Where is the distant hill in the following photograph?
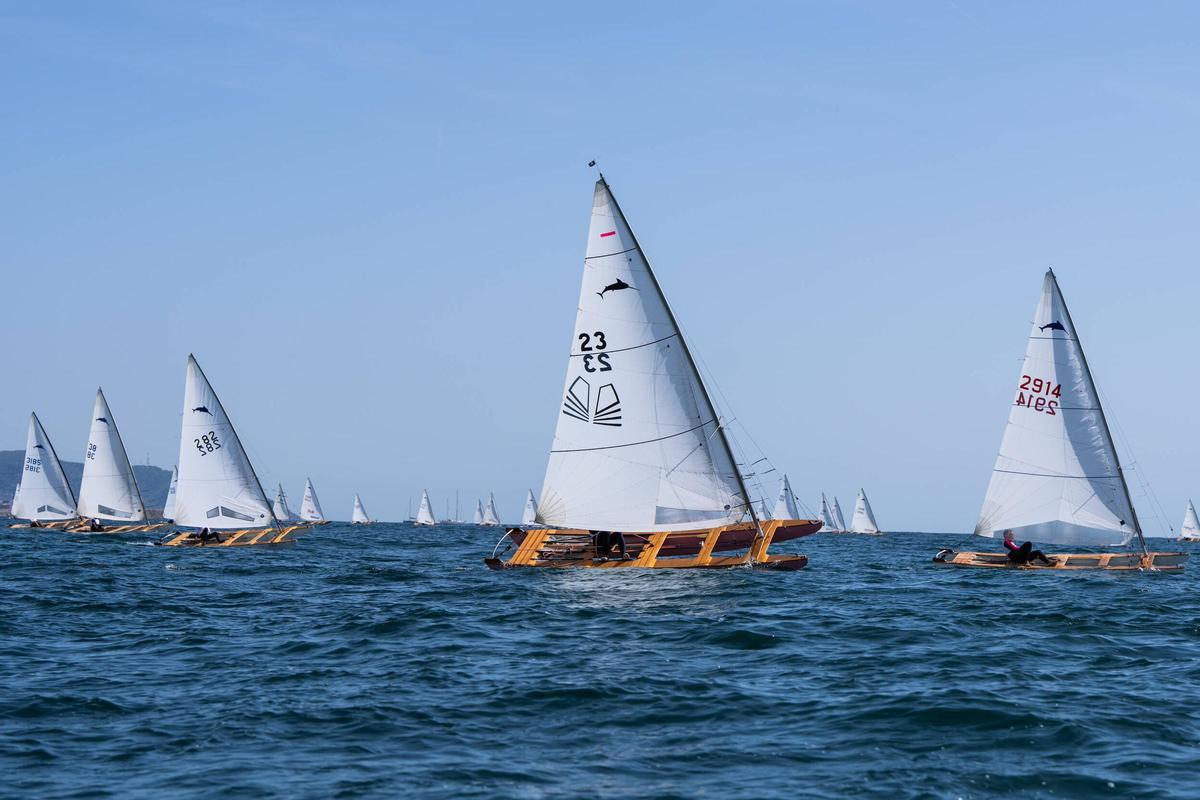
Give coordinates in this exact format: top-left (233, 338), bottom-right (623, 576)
top-left (1, 450), bottom-right (173, 515)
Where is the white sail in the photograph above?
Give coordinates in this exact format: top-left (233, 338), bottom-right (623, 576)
top-left (537, 178), bottom-right (749, 532)
top-left (831, 497), bottom-right (848, 532)
top-left (975, 271), bottom-right (1137, 546)
top-left (1181, 501), bottom-right (1200, 541)
top-left (851, 489), bottom-right (880, 534)
top-left (483, 492), bottom-right (501, 526)
top-left (162, 466), bottom-right (179, 520)
top-left (415, 489), bottom-right (437, 526)
top-left (818, 493), bottom-right (837, 531)
top-left (273, 484), bottom-right (294, 521)
top-left (173, 355), bottom-right (274, 530)
top-left (13, 413), bottom-right (77, 521)
top-left (76, 388), bottom-right (145, 522)
top-left (521, 489), bottom-right (538, 526)
top-left (772, 475), bottom-right (801, 520)
top-left (473, 500), bottom-right (485, 525)
top-left (299, 477), bottom-right (324, 522)
top-left (352, 494), bottom-right (371, 523)
top-left (758, 499), bottom-right (773, 520)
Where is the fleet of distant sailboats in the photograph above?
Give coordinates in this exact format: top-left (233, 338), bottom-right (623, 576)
top-left (4, 179), bottom-right (1195, 572)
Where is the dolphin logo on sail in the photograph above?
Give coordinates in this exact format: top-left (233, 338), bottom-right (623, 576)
top-left (95, 417), bottom-right (108, 424)
top-left (1039, 321), bottom-right (1066, 332)
top-left (34, 444), bottom-right (45, 450)
top-left (597, 279), bottom-right (634, 299)
top-left (192, 406), bottom-right (212, 414)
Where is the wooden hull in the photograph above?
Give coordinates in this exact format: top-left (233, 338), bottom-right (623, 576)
top-left (66, 522), bottom-right (170, 534)
top-left (10, 519), bottom-right (76, 530)
top-left (934, 550), bottom-right (1188, 572)
top-left (486, 518), bottom-right (819, 570)
top-left (158, 525), bottom-right (308, 548)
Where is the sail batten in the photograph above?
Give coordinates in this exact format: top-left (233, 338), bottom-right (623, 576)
top-left (975, 271), bottom-right (1137, 547)
top-left (537, 178), bottom-right (749, 532)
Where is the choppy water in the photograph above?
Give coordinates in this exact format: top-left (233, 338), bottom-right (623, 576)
top-left (2, 524), bottom-right (1198, 799)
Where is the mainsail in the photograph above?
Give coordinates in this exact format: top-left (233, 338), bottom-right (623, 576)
top-left (975, 271), bottom-right (1139, 547)
top-left (416, 489), bottom-right (437, 526)
top-left (162, 466), bottom-right (179, 521)
top-left (536, 177), bottom-right (751, 532)
top-left (522, 489), bottom-right (538, 526)
top-left (273, 484), bottom-right (295, 521)
top-left (352, 494), bottom-right (371, 524)
top-left (483, 492), bottom-right (501, 526)
top-left (1180, 501), bottom-right (1200, 541)
top-left (851, 489), bottom-right (880, 534)
top-left (473, 500), bottom-right (485, 525)
top-left (819, 493), bottom-right (837, 531)
top-left (299, 478), bottom-right (325, 522)
top-left (76, 388), bottom-right (145, 521)
top-left (13, 413), bottom-right (77, 521)
top-left (772, 475), bottom-right (801, 520)
top-left (831, 497), bottom-right (848, 532)
top-left (173, 355), bottom-right (274, 530)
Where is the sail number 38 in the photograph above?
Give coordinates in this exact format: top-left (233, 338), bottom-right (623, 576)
top-left (195, 431), bottom-right (222, 456)
top-left (578, 331), bottom-right (612, 373)
top-left (1016, 375), bottom-right (1061, 416)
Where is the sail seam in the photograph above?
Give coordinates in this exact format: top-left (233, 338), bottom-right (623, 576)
top-left (584, 246), bottom-right (637, 261)
top-left (551, 420), bottom-right (713, 453)
top-left (569, 333), bottom-right (677, 357)
top-left (993, 468), bottom-right (1121, 479)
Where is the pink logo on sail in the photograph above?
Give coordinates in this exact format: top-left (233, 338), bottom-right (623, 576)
top-left (600, 230), bottom-right (616, 238)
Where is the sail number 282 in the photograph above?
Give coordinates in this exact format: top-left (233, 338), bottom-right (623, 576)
top-left (1016, 375), bottom-right (1061, 416)
top-left (195, 431), bottom-right (222, 456)
top-left (578, 331), bottom-right (612, 373)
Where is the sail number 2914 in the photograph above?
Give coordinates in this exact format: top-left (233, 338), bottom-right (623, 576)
top-left (1016, 375), bottom-right (1061, 415)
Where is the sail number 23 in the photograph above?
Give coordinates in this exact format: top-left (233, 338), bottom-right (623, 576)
top-left (578, 331), bottom-right (612, 373)
top-left (1016, 375), bottom-right (1061, 415)
top-left (194, 431), bottom-right (223, 456)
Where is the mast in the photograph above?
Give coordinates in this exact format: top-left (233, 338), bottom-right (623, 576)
top-left (189, 355), bottom-right (279, 531)
top-left (1048, 270), bottom-right (1148, 557)
top-left (599, 175), bottom-right (763, 548)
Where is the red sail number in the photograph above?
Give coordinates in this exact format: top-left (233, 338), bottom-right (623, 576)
top-left (1016, 375), bottom-right (1061, 415)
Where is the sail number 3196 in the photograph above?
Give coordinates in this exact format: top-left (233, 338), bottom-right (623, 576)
top-left (578, 331), bottom-right (612, 372)
top-left (195, 431), bottom-right (222, 456)
top-left (1016, 375), bottom-right (1060, 415)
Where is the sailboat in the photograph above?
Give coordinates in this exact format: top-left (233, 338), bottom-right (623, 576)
top-left (162, 466), bottom-right (178, 522)
top-left (473, 500), bottom-right (485, 526)
top-left (935, 271), bottom-right (1185, 570)
top-left (1179, 501), bottom-right (1200, 542)
top-left (772, 475), bottom-right (801, 521)
top-left (159, 355), bottom-right (308, 547)
top-left (521, 489), bottom-right (539, 526)
top-left (415, 489), bottom-right (438, 526)
top-left (299, 477), bottom-right (328, 524)
top-left (351, 494), bottom-right (373, 524)
top-left (70, 388), bottom-right (166, 533)
top-left (12, 413), bottom-right (78, 529)
top-left (831, 496), bottom-right (848, 533)
top-left (757, 499), bottom-right (773, 520)
top-left (272, 484), bottom-right (296, 522)
top-left (486, 176), bottom-right (819, 569)
top-left (481, 492), bottom-right (502, 526)
top-left (849, 489), bottom-right (883, 535)
top-left (818, 493), bottom-right (838, 533)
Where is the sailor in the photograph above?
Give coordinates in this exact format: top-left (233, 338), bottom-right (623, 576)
top-left (591, 530), bottom-right (632, 562)
top-left (197, 527), bottom-right (221, 545)
top-left (1002, 529), bottom-right (1053, 566)
top-left (29, 520), bottom-right (42, 528)
top-left (88, 518), bottom-right (104, 532)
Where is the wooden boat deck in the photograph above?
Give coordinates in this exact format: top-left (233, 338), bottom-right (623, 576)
top-left (934, 550), bottom-right (1188, 571)
top-left (159, 524), bottom-right (308, 548)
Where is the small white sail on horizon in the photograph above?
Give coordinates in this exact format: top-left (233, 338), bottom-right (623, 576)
top-left (162, 466), bottom-right (178, 521)
top-left (521, 489), bottom-right (538, 526)
top-left (76, 388), bottom-right (145, 522)
top-left (850, 489), bottom-right (881, 534)
top-left (173, 355), bottom-right (274, 530)
top-left (772, 475), bottom-right (801, 520)
top-left (473, 500), bottom-right (485, 525)
top-left (818, 493), bottom-right (838, 532)
top-left (352, 494), bottom-right (372, 524)
top-left (13, 413), bottom-right (77, 521)
top-left (273, 484), bottom-right (295, 522)
top-left (299, 478), bottom-right (325, 522)
top-left (975, 271), bottom-right (1139, 547)
top-left (482, 492), bottom-right (501, 526)
top-left (831, 496), bottom-right (848, 532)
top-left (535, 177), bottom-right (752, 532)
top-left (1180, 501), bottom-right (1200, 542)
top-left (415, 489), bottom-right (437, 526)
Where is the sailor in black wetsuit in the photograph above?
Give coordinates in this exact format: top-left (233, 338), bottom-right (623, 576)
top-left (1002, 529), bottom-right (1052, 565)
top-left (591, 530), bottom-right (631, 562)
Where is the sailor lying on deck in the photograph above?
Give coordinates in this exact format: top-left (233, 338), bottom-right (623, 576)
top-left (193, 527), bottom-right (222, 545)
top-left (1002, 529), bottom-right (1053, 566)
top-left (591, 530), bottom-right (632, 562)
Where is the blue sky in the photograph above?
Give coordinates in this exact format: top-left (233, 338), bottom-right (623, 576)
top-left (3, 2), bottom-right (1198, 531)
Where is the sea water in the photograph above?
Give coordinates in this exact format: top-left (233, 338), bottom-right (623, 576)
top-left (2, 524), bottom-right (1198, 799)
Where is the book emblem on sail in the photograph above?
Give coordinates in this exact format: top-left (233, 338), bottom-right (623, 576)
top-left (561, 377), bottom-right (622, 427)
